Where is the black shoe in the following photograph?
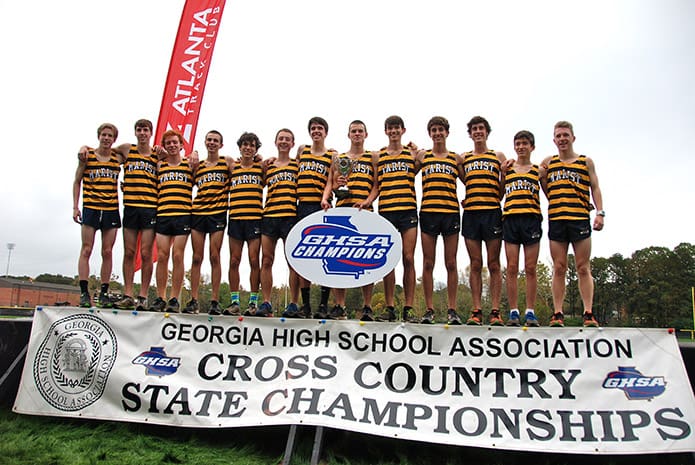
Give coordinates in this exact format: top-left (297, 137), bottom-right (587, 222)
top-left (314, 304), bottom-right (328, 319)
top-left (223, 302), bottom-right (241, 316)
top-left (328, 305), bottom-right (347, 320)
top-left (183, 299), bottom-right (199, 314)
top-left (79, 292), bottom-right (91, 308)
top-left (360, 306), bottom-right (374, 321)
top-left (97, 292), bottom-right (112, 309)
top-left (150, 297), bottom-right (166, 312)
top-left (375, 306), bottom-right (397, 322)
top-left (207, 300), bottom-right (221, 315)
top-left (300, 303), bottom-right (312, 318)
top-left (135, 296), bottom-right (148, 311)
top-left (421, 308), bottom-right (435, 324)
top-left (402, 306), bottom-right (419, 323)
top-left (167, 297), bottom-right (181, 313)
top-left (447, 308), bottom-right (462, 325)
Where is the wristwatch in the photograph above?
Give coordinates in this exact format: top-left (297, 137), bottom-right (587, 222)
top-left (596, 210), bottom-right (606, 217)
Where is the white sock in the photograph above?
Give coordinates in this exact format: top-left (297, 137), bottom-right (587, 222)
top-left (525, 308), bottom-right (535, 315)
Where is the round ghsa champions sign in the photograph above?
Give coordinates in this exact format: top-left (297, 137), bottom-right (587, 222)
top-left (285, 207), bottom-right (402, 288)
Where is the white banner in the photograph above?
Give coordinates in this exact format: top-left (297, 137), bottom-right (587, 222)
top-left (14, 307), bottom-right (695, 455)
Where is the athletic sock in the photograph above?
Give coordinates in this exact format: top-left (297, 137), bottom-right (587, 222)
top-left (80, 280), bottom-right (88, 294)
top-left (231, 291), bottom-right (240, 304)
top-left (301, 287), bottom-right (311, 306)
top-left (320, 286), bottom-right (331, 307)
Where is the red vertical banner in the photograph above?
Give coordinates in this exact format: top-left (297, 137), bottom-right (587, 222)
top-left (136, 0), bottom-right (226, 272)
top-left (154, 0), bottom-right (227, 152)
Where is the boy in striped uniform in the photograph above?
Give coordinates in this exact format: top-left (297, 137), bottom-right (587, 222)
top-left (416, 116), bottom-right (466, 325)
top-left (261, 129), bottom-right (301, 318)
top-left (73, 123), bottom-right (124, 308)
top-left (461, 116), bottom-right (507, 326)
top-left (184, 130), bottom-right (234, 315)
top-left (226, 132), bottom-right (266, 316)
top-left (297, 116), bottom-right (335, 319)
top-left (375, 116), bottom-right (420, 323)
top-left (501, 131), bottom-right (542, 327)
top-left (541, 121), bottom-right (604, 328)
top-left (150, 130), bottom-right (193, 313)
top-left (322, 120), bottom-right (379, 320)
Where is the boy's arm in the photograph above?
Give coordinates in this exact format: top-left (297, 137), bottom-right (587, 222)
top-left (72, 160), bottom-right (87, 223)
top-left (539, 156), bottom-right (551, 197)
top-left (321, 155), bottom-right (337, 210)
top-left (356, 152), bottom-right (379, 210)
top-left (586, 156), bottom-right (604, 231)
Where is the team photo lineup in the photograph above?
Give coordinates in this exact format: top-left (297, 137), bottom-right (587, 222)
top-left (72, 114), bottom-right (604, 328)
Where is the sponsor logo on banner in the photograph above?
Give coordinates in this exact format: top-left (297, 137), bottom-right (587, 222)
top-left (602, 366), bottom-right (666, 399)
top-left (132, 347), bottom-right (181, 376)
top-left (285, 207), bottom-right (402, 287)
top-left (32, 314), bottom-right (117, 411)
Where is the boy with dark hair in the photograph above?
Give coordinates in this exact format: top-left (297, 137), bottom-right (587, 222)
top-left (150, 130), bottom-right (193, 312)
top-left (261, 129), bottom-right (302, 318)
top-left (416, 116), bottom-right (465, 324)
top-left (184, 130), bottom-right (234, 314)
top-left (375, 115), bottom-right (420, 322)
top-left (296, 116), bottom-right (335, 318)
top-left (501, 130), bottom-right (542, 327)
top-left (226, 132), bottom-right (267, 316)
top-left (461, 115), bottom-right (506, 326)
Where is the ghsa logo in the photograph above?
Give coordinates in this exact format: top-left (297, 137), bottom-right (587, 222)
top-left (602, 366), bottom-right (666, 400)
top-left (291, 215), bottom-right (394, 278)
top-left (132, 347), bottom-right (181, 376)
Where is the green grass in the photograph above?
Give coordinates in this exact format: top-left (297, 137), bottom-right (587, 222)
top-left (1, 407), bottom-right (694, 465)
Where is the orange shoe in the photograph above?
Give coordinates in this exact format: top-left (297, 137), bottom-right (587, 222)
top-left (583, 311), bottom-right (599, 328)
top-left (549, 312), bottom-right (564, 327)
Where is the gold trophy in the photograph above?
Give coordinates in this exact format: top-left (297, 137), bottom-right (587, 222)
top-left (334, 154), bottom-right (353, 200)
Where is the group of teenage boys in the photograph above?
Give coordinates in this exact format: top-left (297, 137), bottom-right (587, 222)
top-left (73, 114), bottom-right (604, 328)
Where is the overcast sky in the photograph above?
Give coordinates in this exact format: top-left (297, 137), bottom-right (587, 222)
top-left (0, 0), bottom-right (693, 291)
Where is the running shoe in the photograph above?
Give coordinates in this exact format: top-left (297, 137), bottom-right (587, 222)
top-left (421, 308), bottom-right (436, 324)
top-left (583, 311), bottom-right (599, 328)
top-left (207, 300), bottom-right (221, 315)
top-left (244, 302), bottom-right (257, 316)
top-left (314, 304), bottom-right (329, 319)
top-left (549, 312), bottom-right (565, 327)
top-left (328, 305), bottom-right (347, 320)
top-left (150, 297), bottom-right (166, 312)
top-left (375, 306), bottom-right (397, 322)
top-left (135, 296), bottom-right (148, 311)
top-left (97, 292), bottom-right (112, 309)
top-left (466, 309), bottom-right (483, 326)
top-left (223, 302), bottom-right (241, 316)
top-left (114, 295), bottom-right (135, 310)
top-left (360, 305), bottom-right (374, 322)
top-left (255, 301), bottom-right (273, 317)
top-left (447, 308), bottom-right (462, 325)
top-left (300, 303), bottom-right (312, 319)
top-left (167, 297), bottom-right (181, 313)
top-left (489, 310), bottom-right (505, 326)
top-left (507, 310), bottom-right (521, 327)
top-left (183, 299), bottom-right (198, 314)
top-left (524, 312), bottom-right (540, 327)
top-left (79, 292), bottom-right (91, 308)
top-left (282, 303), bottom-right (302, 318)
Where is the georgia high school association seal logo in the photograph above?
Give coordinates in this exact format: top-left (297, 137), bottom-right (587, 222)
top-left (32, 313), bottom-right (117, 411)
